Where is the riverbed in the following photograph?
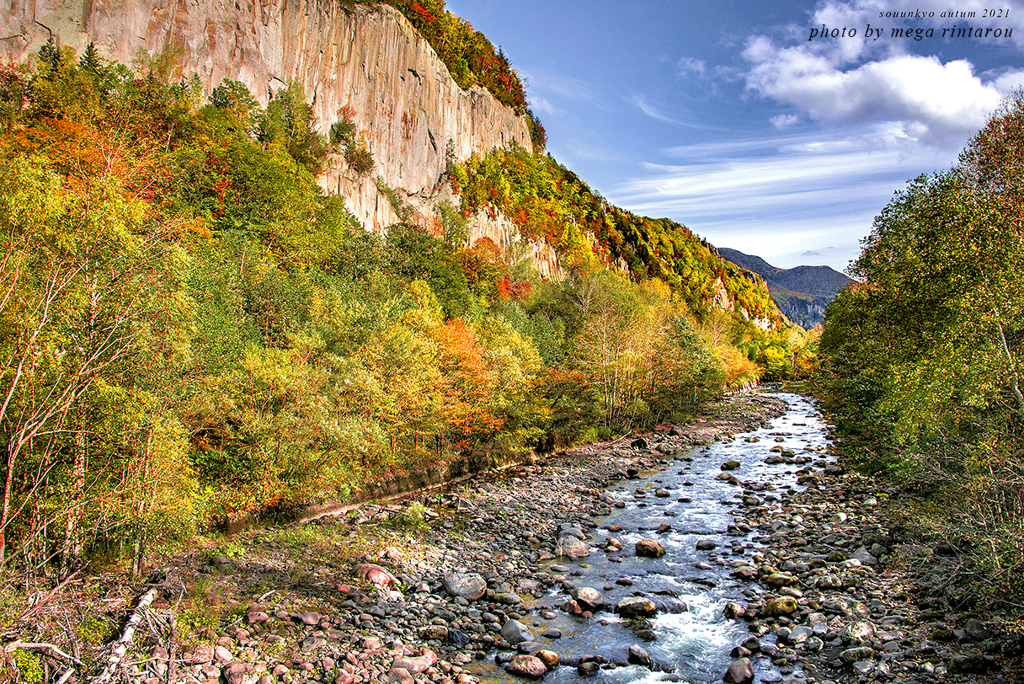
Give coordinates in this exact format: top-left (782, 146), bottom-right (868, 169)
top-left (471, 392), bottom-right (832, 684)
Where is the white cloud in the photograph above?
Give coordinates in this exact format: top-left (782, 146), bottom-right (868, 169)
top-left (742, 0), bottom-right (1024, 149)
top-left (528, 95), bottom-right (564, 116)
top-left (608, 131), bottom-right (956, 269)
top-left (771, 113), bottom-right (801, 128)
top-left (630, 94), bottom-right (717, 129)
top-left (677, 57), bottom-right (708, 78)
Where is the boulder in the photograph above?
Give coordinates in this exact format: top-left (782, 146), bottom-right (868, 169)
top-left (616, 597), bottom-right (658, 619)
top-left (763, 596), bottom-right (799, 616)
top-left (627, 645), bottom-right (652, 667)
top-left (572, 587), bottom-right (605, 611)
top-left (354, 563), bottom-right (398, 588)
top-left (501, 619), bottom-right (534, 645)
top-left (555, 535), bottom-right (590, 559)
top-left (442, 571), bottom-right (487, 601)
top-left (635, 539), bottom-right (665, 558)
top-left (723, 657), bottom-right (754, 684)
top-left (504, 655), bottom-right (547, 679)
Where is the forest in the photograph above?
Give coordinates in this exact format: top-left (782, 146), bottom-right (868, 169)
top-left (0, 41), bottom-right (811, 577)
top-left (817, 91), bottom-right (1024, 610)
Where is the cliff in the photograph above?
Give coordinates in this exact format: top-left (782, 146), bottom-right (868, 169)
top-left (0, 0), bottom-right (532, 235)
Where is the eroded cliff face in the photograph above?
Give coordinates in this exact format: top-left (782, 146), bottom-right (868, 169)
top-left (0, 0), bottom-right (532, 239)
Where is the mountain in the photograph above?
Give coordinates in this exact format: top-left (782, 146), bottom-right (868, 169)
top-left (718, 248), bottom-right (854, 328)
top-left (0, 0), bottom-right (782, 323)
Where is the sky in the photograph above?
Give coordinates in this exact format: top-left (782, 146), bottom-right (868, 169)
top-left (445, 0), bottom-right (1024, 271)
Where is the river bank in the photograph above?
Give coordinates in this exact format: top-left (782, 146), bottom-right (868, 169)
top-left (4, 392), bottom-right (1019, 684)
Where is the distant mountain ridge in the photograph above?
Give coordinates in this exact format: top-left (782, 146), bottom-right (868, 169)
top-left (718, 248), bottom-right (854, 328)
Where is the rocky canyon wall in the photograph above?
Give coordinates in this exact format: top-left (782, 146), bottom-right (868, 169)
top-left (0, 0), bottom-right (544, 262)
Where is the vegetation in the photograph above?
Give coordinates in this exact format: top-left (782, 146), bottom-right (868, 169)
top-left (816, 91), bottom-right (1024, 613)
top-left (449, 145), bottom-right (780, 321)
top-left (0, 44), bottom-right (801, 577)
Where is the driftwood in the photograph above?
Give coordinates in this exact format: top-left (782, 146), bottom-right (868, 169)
top-left (19, 570), bottom-right (81, 621)
top-left (91, 586), bottom-right (159, 684)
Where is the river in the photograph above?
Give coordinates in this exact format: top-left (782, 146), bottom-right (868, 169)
top-left (470, 392), bottom-right (833, 684)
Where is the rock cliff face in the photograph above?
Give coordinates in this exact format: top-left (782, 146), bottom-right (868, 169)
top-left (0, 0), bottom-right (532, 235)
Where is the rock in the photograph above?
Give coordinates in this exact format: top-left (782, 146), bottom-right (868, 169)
top-left (842, 620), bottom-right (875, 643)
top-left (419, 625), bottom-right (449, 641)
top-left (223, 662), bottom-right (259, 684)
top-left (655, 488), bottom-right (671, 497)
top-left (787, 626), bottom-right (812, 644)
top-left (763, 596), bottom-right (799, 616)
top-left (722, 602), bottom-right (745, 620)
top-left (393, 651), bottom-right (437, 674)
top-left (723, 657), bottom-right (754, 684)
top-left (763, 573), bottom-right (798, 587)
top-left (628, 644), bottom-right (652, 667)
top-left (182, 644), bottom-right (215, 665)
top-left (732, 565), bottom-right (758, 580)
top-left (442, 571), bottom-right (487, 601)
top-left (555, 535), bottom-right (590, 559)
top-left (501, 620), bottom-right (534, 646)
top-left (840, 646), bottom-right (875, 664)
top-left (388, 668), bottom-right (415, 684)
top-left (354, 563), bottom-right (398, 588)
top-left (292, 611), bottom-right (321, 626)
top-left (635, 539), bottom-right (665, 558)
top-left (572, 586), bottom-right (604, 611)
top-left (721, 461), bottom-right (741, 471)
top-left (535, 650), bottom-right (560, 668)
top-left (578, 661), bottom-right (600, 677)
top-left (616, 597), bottom-right (658, 619)
top-left (695, 540), bottom-right (717, 551)
top-left (851, 546), bottom-right (878, 565)
top-left (965, 618), bottom-right (989, 641)
top-left (561, 600), bottom-right (583, 615)
top-left (504, 655), bottom-right (547, 679)
top-left (213, 646), bottom-right (233, 664)
top-left (949, 654), bottom-right (997, 674)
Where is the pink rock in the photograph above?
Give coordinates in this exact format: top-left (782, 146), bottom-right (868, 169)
top-left (354, 563), bottom-right (399, 588)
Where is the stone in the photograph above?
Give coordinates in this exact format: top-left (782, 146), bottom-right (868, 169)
top-left (442, 572), bottom-right (487, 601)
top-left (223, 662), bottom-right (259, 684)
top-left (965, 618), bottom-right (989, 641)
top-left (578, 661), bottom-right (600, 676)
top-left (293, 611), bottom-right (322, 626)
top-left (627, 645), bottom-right (652, 667)
top-left (842, 620), bottom-right (875, 644)
top-left (572, 587), bottom-right (605, 611)
top-left (501, 620), bottom-right (534, 646)
top-left (354, 563), bottom-right (398, 588)
top-left (387, 668), bottom-right (414, 684)
top-left (763, 596), bottom-right (799, 616)
top-left (419, 625), bottom-right (449, 641)
top-left (724, 602), bottom-right (749, 618)
top-left (723, 657), bottom-right (754, 684)
top-left (635, 539), bottom-right (665, 558)
top-left (182, 644), bottom-right (215, 665)
top-left (721, 461), bottom-right (741, 471)
top-left (696, 540), bottom-right (717, 551)
top-left (392, 651), bottom-right (437, 674)
top-left (504, 655), bottom-right (547, 679)
top-left (840, 646), bottom-right (874, 664)
top-left (764, 573), bottom-right (798, 587)
top-left (555, 536), bottom-right (590, 559)
top-left (787, 626), bottom-right (812, 644)
top-left (213, 646), bottom-right (233, 664)
top-left (535, 650), bottom-right (560, 668)
top-left (616, 597), bottom-right (658, 619)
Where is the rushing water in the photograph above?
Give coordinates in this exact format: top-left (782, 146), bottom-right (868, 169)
top-left (471, 392), bottom-right (834, 684)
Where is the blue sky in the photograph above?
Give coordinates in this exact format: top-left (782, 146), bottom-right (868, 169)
top-left (446, 0), bottom-right (1024, 271)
